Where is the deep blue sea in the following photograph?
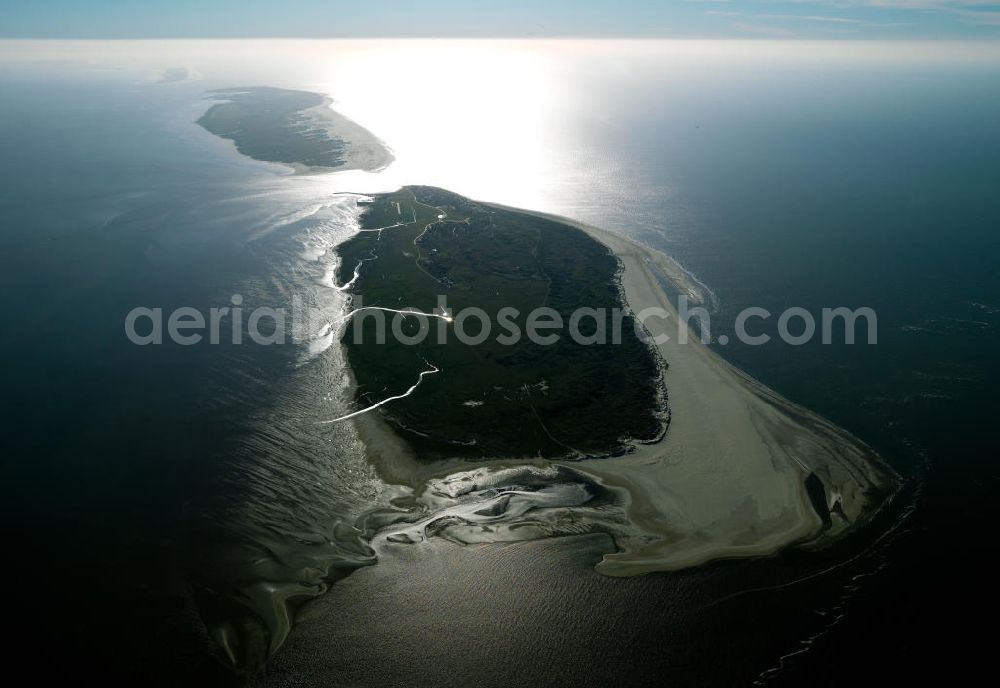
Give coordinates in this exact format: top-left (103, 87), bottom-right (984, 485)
top-left (2, 42), bottom-right (998, 686)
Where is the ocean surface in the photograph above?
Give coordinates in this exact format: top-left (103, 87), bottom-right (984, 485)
top-left (2, 41), bottom-right (999, 685)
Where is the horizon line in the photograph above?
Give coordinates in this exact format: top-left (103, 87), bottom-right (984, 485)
top-left (3, 35), bottom-right (1000, 42)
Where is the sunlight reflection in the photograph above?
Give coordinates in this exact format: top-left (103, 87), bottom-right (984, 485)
top-left (304, 41), bottom-right (563, 209)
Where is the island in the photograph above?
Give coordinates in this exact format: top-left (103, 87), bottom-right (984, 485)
top-left (335, 187), bottom-right (667, 461)
top-left (335, 187), bottom-right (896, 573)
top-left (197, 86), bottom-right (393, 173)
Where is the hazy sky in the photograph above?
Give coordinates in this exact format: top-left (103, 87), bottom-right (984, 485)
top-left (1, 1), bottom-right (999, 39)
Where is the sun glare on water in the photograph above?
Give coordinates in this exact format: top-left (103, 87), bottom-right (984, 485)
top-left (302, 40), bottom-right (566, 209)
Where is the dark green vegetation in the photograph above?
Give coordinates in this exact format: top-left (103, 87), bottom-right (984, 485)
top-left (198, 87), bottom-right (351, 169)
top-left (338, 187), bottom-right (665, 461)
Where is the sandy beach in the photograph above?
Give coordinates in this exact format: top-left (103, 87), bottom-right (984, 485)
top-left (508, 206), bottom-right (898, 573)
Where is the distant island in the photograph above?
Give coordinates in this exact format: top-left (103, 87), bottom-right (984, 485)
top-left (197, 86), bottom-right (393, 173)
